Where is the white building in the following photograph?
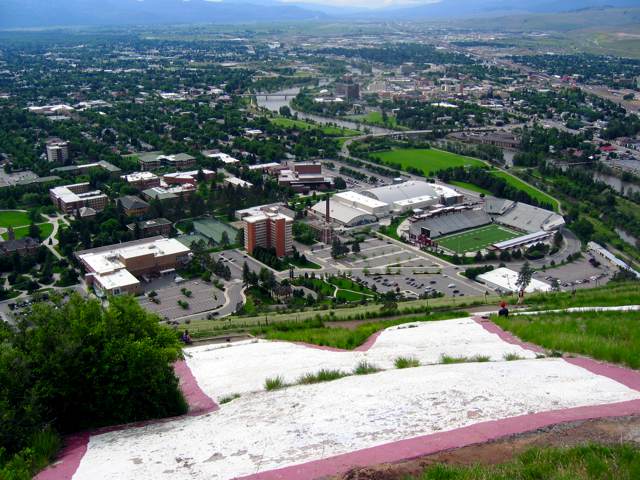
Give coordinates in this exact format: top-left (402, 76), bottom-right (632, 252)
top-left (363, 181), bottom-right (463, 213)
top-left (205, 152), bottom-right (240, 164)
top-left (45, 140), bottom-right (69, 163)
top-left (477, 267), bottom-right (551, 294)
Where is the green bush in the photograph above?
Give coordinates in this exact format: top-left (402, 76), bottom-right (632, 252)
top-left (394, 356), bottom-right (420, 369)
top-left (0, 295), bottom-right (187, 477)
top-left (265, 376), bottom-right (286, 391)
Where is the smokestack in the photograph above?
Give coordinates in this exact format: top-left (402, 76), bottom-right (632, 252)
top-left (325, 196), bottom-right (330, 223)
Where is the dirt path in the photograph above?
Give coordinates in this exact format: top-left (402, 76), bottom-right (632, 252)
top-left (335, 416), bottom-right (640, 480)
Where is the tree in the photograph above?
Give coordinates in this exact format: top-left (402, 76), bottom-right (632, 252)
top-left (331, 237), bottom-right (348, 259)
top-left (242, 261), bottom-right (251, 286)
top-left (351, 241), bottom-right (361, 253)
top-left (28, 222), bottom-right (41, 241)
top-left (0, 295), bottom-right (186, 472)
top-left (220, 231), bottom-right (230, 247)
top-left (516, 261), bottom-right (534, 303)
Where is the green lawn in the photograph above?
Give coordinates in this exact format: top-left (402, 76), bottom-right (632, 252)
top-left (252, 312), bottom-right (465, 350)
top-left (271, 116), bottom-right (359, 136)
top-left (448, 180), bottom-right (493, 196)
top-left (491, 171), bottom-right (560, 212)
top-left (437, 224), bottom-right (521, 254)
top-left (348, 111), bottom-right (399, 128)
top-left (414, 444), bottom-right (640, 480)
top-left (371, 148), bottom-right (485, 176)
top-left (494, 310), bottom-right (640, 370)
top-left (1, 223), bottom-right (53, 241)
top-left (0, 210), bottom-right (31, 228)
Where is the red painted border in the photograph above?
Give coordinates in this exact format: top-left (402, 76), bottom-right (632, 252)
top-left (472, 315), bottom-right (545, 354)
top-left (36, 317), bottom-right (640, 480)
top-left (34, 359), bottom-right (218, 480)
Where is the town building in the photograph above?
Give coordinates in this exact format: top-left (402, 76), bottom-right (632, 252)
top-left (335, 79), bottom-right (360, 100)
top-left (142, 184), bottom-right (196, 203)
top-left (235, 203), bottom-right (295, 221)
top-left (52, 160), bottom-right (121, 178)
top-left (121, 172), bottom-right (161, 190)
top-left (244, 209), bottom-right (293, 258)
top-left (49, 183), bottom-right (108, 214)
top-left (0, 237), bottom-right (40, 256)
top-left (127, 218), bottom-right (173, 238)
top-left (45, 139), bottom-right (70, 163)
top-left (163, 169), bottom-right (215, 186)
top-left (133, 151), bottom-right (196, 170)
top-left (477, 267), bottom-right (551, 294)
top-left (363, 181), bottom-right (464, 213)
top-left (76, 236), bottom-right (191, 297)
top-left (278, 162), bottom-right (333, 192)
top-left (224, 176), bottom-right (253, 188)
top-left (117, 195), bottom-right (151, 217)
top-left (202, 151), bottom-right (240, 165)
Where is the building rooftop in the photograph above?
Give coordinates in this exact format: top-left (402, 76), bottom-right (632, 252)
top-left (477, 267), bottom-right (551, 294)
top-left (121, 171), bottom-right (159, 183)
top-left (334, 191), bottom-right (388, 209)
top-left (93, 269), bottom-right (141, 291)
top-left (118, 195), bottom-right (150, 211)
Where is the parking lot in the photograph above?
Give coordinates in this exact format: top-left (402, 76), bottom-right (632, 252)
top-left (532, 255), bottom-right (613, 291)
top-left (308, 237), bottom-right (482, 299)
top-left (138, 278), bottom-right (225, 321)
top-left (211, 249), bottom-right (269, 280)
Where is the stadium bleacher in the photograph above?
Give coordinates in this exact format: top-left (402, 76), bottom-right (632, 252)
top-left (494, 203), bottom-right (564, 233)
top-left (409, 209), bottom-right (491, 240)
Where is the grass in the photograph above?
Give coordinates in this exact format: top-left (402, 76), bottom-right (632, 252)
top-left (494, 310), bottom-right (640, 369)
top-left (371, 148), bottom-right (485, 176)
top-left (353, 361), bottom-right (382, 375)
top-left (437, 224), bottom-right (521, 254)
top-left (271, 116), bottom-right (360, 136)
top-left (1, 222), bottom-right (53, 241)
top-left (440, 354), bottom-right (491, 364)
top-left (0, 210), bottom-right (31, 228)
top-left (287, 257), bottom-right (322, 270)
top-left (491, 170), bottom-right (560, 212)
top-left (218, 393), bottom-right (241, 404)
top-left (525, 282), bottom-right (640, 310)
top-left (251, 312), bottom-right (467, 351)
top-left (264, 376), bottom-right (286, 391)
top-left (394, 356), bottom-right (421, 369)
top-left (297, 369), bottom-right (347, 385)
top-left (503, 352), bottom-right (524, 361)
top-left (448, 180), bottom-right (493, 196)
top-left (413, 443), bottom-right (640, 480)
top-left (348, 111), bottom-right (400, 128)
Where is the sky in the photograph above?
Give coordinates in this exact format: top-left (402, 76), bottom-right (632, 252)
top-left (281, 0), bottom-right (441, 8)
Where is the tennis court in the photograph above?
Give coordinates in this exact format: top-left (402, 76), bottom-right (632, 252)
top-left (438, 224), bottom-right (521, 254)
top-left (193, 218), bottom-right (237, 244)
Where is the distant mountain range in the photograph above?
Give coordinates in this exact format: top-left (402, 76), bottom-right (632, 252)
top-left (0, 0), bottom-right (638, 29)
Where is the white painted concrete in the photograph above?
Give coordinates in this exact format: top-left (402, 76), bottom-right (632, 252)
top-left (185, 318), bottom-right (537, 400)
top-left (73, 359), bottom-right (640, 480)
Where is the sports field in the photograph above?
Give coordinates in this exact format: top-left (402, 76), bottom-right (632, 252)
top-left (371, 148), bottom-right (485, 176)
top-left (437, 224), bottom-right (521, 254)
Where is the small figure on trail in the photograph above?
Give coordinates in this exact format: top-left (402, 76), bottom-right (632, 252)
top-left (498, 300), bottom-right (509, 317)
top-left (181, 330), bottom-right (193, 345)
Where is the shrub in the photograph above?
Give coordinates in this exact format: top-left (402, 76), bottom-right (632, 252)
top-left (353, 361), bottom-right (382, 375)
top-left (504, 352), bottom-right (524, 361)
top-left (218, 393), bottom-right (241, 404)
top-left (394, 356), bottom-right (420, 369)
top-left (297, 369), bottom-right (347, 385)
top-left (265, 376), bottom-right (286, 391)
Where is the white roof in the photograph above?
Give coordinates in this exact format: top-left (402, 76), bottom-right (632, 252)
top-left (163, 169), bottom-right (214, 181)
top-left (79, 238), bottom-right (190, 275)
top-left (224, 176), bottom-right (253, 188)
top-left (311, 200), bottom-right (376, 225)
top-left (244, 211), bottom-right (293, 224)
top-left (365, 181), bottom-right (440, 204)
top-left (94, 269), bottom-right (140, 290)
top-left (247, 162), bottom-right (280, 170)
top-left (207, 152), bottom-right (239, 164)
top-left (122, 171), bottom-right (158, 182)
top-left (334, 191), bottom-right (388, 209)
top-left (477, 267), bottom-right (551, 294)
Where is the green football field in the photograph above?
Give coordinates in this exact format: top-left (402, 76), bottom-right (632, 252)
top-left (437, 224), bottom-right (521, 254)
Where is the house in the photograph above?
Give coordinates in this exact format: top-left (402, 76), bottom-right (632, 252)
top-left (117, 195), bottom-right (150, 218)
top-left (126, 218), bottom-right (173, 238)
top-left (0, 237), bottom-right (40, 256)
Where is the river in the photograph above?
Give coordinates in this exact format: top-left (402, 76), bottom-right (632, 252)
top-left (255, 87), bottom-right (392, 134)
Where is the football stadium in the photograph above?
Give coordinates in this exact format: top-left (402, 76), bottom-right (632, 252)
top-left (407, 196), bottom-right (565, 255)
